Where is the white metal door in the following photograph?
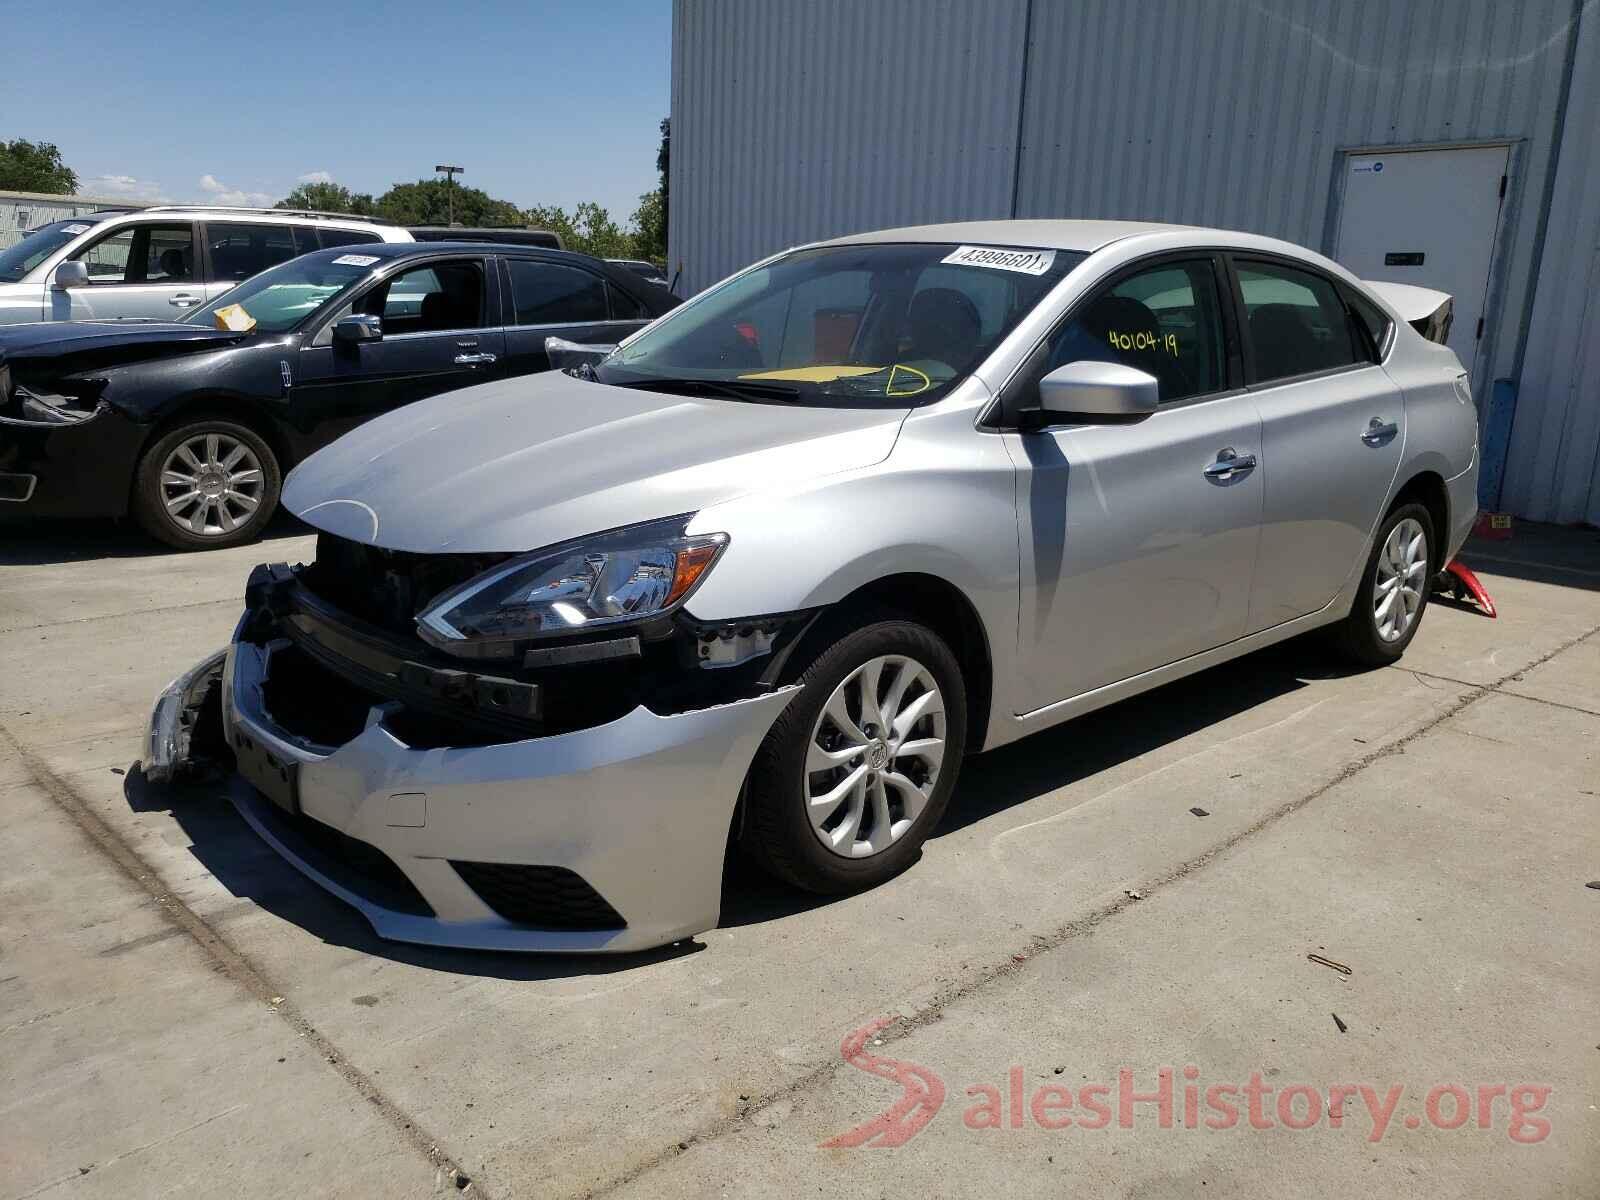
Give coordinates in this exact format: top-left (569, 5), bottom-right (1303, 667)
top-left (1334, 145), bottom-right (1508, 374)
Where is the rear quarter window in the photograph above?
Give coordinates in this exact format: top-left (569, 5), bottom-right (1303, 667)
top-left (319, 227), bottom-right (383, 249)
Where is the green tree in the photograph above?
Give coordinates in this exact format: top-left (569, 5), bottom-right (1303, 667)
top-left (374, 179), bottom-right (523, 226)
top-left (654, 116), bottom-right (669, 258)
top-left (630, 188), bottom-right (666, 263)
top-left (0, 139), bottom-right (78, 194)
top-left (275, 180), bottom-right (375, 215)
top-left (522, 202), bottom-right (639, 258)
top-left (523, 204), bottom-right (580, 248)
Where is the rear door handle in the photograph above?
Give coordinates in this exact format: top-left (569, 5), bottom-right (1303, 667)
top-left (1204, 448), bottom-right (1257, 480)
top-left (1362, 418), bottom-right (1399, 445)
top-left (454, 352), bottom-right (497, 366)
top-left (168, 294), bottom-right (201, 308)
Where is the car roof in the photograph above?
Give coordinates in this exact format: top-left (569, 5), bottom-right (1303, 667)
top-left (80, 207), bottom-right (404, 234)
top-left (819, 218), bottom-right (1202, 253)
top-left (297, 241), bottom-right (637, 273)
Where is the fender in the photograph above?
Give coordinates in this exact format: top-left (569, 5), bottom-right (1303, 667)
top-left (687, 399), bottom-right (1023, 748)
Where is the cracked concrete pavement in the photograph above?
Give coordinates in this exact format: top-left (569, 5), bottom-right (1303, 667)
top-left (2, 518), bottom-right (1596, 1198)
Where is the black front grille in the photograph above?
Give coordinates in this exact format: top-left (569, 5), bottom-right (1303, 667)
top-left (305, 533), bottom-right (513, 637)
top-left (451, 862), bottom-right (627, 930)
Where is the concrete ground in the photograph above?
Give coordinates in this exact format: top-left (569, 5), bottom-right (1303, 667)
top-left (1, 516), bottom-right (1596, 1199)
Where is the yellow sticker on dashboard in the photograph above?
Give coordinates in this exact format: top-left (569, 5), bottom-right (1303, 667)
top-left (213, 303), bottom-right (257, 332)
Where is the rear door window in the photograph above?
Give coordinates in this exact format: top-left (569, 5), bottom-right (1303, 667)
top-left (205, 223), bottom-right (300, 285)
top-left (608, 282), bottom-right (648, 320)
top-left (1236, 260), bottom-right (1361, 383)
top-left (1344, 286), bottom-right (1393, 362)
top-left (506, 259), bottom-right (609, 324)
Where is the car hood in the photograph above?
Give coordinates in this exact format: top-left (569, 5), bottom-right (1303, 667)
top-left (0, 320), bottom-right (246, 367)
top-left (284, 371), bottom-right (910, 553)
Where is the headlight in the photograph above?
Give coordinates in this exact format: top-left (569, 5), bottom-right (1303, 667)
top-left (416, 515), bottom-right (727, 659)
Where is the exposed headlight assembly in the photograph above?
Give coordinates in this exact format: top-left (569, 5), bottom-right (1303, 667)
top-left (416, 515), bottom-right (727, 660)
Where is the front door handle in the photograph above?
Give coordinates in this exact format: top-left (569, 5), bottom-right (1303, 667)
top-left (1204, 448), bottom-right (1257, 480)
top-left (1362, 418), bottom-right (1399, 445)
top-left (453, 352), bottom-right (497, 366)
top-left (168, 294), bottom-right (201, 308)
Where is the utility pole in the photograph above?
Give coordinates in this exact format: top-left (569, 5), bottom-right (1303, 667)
top-left (434, 164), bottom-right (464, 226)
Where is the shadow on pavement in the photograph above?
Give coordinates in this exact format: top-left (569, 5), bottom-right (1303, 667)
top-left (0, 511), bottom-right (310, 567)
top-left (125, 632), bottom-right (1361, 972)
top-left (1458, 522), bottom-right (1600, 594)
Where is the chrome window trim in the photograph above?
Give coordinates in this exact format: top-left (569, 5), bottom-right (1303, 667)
top-left (504, 318), bottom-right (651, 335)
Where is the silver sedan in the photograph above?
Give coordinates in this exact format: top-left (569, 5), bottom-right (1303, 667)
top-left (150, 219), bottom-right (1479, 952)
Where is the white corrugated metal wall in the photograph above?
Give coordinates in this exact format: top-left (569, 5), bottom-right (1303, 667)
top-left (671, 0), bottom-right (1598, 524)
top-left (669, 0), bottom-right (1030, 290)
top-left (1500, 2), bottom-right (1600, 525)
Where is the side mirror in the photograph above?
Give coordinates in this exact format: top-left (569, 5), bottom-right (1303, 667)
top-left (1034, 360), bottom-right (1159, 425)
top-left (332, 313), bottom-right (383, 346)
top-left (544, 335), bottom-right (616, 372)
top-left (52, 260), bottom-right (89, 291)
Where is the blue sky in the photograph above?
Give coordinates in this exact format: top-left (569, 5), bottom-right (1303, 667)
top-left (2, 0), bottom-right (671, 223)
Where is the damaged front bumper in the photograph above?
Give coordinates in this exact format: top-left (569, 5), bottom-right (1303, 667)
top-left (151, 604), bottom-right (797, 953)
top-left (0, 393), bottom-right (145, 517)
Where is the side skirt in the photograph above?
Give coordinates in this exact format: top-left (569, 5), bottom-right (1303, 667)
top-left (985, 598), bottom-right (1348, 751)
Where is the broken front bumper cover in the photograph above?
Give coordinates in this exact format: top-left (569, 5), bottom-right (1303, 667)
top-left (146, 648), bottom-right (228, 783)
top-left (150, 620), bottom-right (796, 953)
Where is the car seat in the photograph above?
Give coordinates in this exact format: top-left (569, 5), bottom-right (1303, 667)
top-left (1249, 303), bottom-right (1337, 378)
top-left (905, 287), bottom-right (982, 369)
top-left (158, 248), bottom-right (189, 281)
top-left (1074, 293), bottom-right (1192, 400)
top-left (419, 278), bottom-right (479, 332)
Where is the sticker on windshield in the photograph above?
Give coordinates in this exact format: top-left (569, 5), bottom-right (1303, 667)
top-left (940, 245), bottom-right (1056, 275)
top-left (332, 254), bottom-right (380, 267)
top-left (62, 223), bottom-right (91, 235)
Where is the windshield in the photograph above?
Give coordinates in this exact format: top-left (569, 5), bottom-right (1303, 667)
top-left (184, 252), bottom-right (377, 334)
top-left (595, 242), bottom-right (1082, 406)
top-left (0, 219), bottom-right (99, 283)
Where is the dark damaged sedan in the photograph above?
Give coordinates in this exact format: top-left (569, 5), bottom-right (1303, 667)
top-left (0, 242), bottom-right (677, 549)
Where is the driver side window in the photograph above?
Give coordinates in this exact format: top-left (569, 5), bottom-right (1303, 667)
top-left (73, 222), bottom-right (195, 285)
top-left (359, 259), bottom-right (486, 335)
top-left (1044, 259), bottom-right (1225, 405)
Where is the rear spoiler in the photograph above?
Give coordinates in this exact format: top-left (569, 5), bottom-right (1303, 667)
top-left (1364, 280), bottom-right (1453, 345)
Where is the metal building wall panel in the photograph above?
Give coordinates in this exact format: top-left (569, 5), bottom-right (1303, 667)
top-left (1501, 4), bottom-right (1600, 524)
top-left (671, 0), bottom-right (1594, 521)
top-left (669, 0), bottom-right (1030, 293)
top-left (1013, 0), bottom-right (1580, 418)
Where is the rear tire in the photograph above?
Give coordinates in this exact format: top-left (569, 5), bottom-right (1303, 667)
top-left (132, 418), bottom-right (281, 551)
top-left (1331, 502), bottom-right (1435, 666)
top-left (740, 616), bottom-right (967, 893)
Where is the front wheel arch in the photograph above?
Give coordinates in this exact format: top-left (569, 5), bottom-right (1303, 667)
top-left (131, 396), bottom-right (294, 504)
top-left (771, 572), bottom-right (993, 754)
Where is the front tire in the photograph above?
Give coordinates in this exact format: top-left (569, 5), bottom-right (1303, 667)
top-left (740, 617), bottom-right (967, 893)
top-left (132, 419), bottom-right (281, 551)
top-left (1332, 502), bottom-right (1435, 665)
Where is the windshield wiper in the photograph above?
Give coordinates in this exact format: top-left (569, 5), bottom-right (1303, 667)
top-left (612, 377), bottom-right (802, 403)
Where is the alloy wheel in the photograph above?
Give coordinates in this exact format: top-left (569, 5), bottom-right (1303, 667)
top-left (1373, 516), bottom-right (1428, 642)
top-left (159, 432), bottom-right (265, 538)
top-left (805, 654), bottom-right (946, 858)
